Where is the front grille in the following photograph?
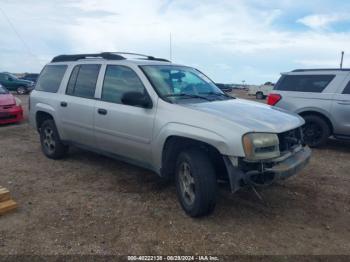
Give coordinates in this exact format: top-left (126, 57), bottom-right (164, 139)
top-left (0, 113), bottom-right (16, 120)
top-left (1, 105), bottom-right (14, 110)
top-left (278, 127), bottom-right (303, 152)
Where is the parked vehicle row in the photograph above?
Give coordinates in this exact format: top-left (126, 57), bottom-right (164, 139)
top-left (28, 52), bottom-right (311, 217)
top-left (268, 69), bottom-right (350, 147)
top-left (0, 72), bottom-right (35, 94)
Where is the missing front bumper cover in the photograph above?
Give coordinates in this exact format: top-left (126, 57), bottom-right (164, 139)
top-left (224, 146), bottom-right (311, 192)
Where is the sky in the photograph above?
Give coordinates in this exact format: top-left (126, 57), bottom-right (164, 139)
top-left (1, 0), bottom-right (350, 84)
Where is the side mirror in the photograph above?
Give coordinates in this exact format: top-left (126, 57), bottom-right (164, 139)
top-left (121, 91), bottom-right (152, 108)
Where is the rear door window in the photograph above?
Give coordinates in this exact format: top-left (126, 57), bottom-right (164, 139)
top-left (35, 65), bottom-right (68, 93)
top-left (274, 75), bottom-right (335, 93)
top-left (342, 81), bottom-right (350, 94)
top-left (66, 64), bottom-right (100, 98)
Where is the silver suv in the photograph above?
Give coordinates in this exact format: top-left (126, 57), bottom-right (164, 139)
top-left (268, 69), bottom-right (350, 147)
top-left (29, 52), bottom-right (311, 217)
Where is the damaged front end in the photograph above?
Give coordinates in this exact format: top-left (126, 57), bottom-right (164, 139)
top-left (224, 127), bottom-right (312, 193)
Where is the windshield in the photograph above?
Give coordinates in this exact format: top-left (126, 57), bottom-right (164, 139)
top-left (0, 85), bottom-right (9, 94)
top-left (141, 65), bottom-right (232, 103)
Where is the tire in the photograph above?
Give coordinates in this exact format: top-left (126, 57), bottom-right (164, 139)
top-left (175, 148), bottom-right (217, 217)
top-left (256, 92), bottom-right (264, 100)
top-left (16, 86), bottom-right (27, 95)
top-left (302, 115), bottom-right (331, 147)
top-left (40, 119), bottom-right (68, 159)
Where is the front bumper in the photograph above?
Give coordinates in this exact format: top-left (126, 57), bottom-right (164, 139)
top-left (224, 146), bottom-right (311, 192)
top-left (0, 105), bottom-right (23, 124)
top-left (265, 146), bottom-right (311, 179)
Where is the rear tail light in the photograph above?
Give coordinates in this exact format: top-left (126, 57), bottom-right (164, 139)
top-left (267, 93), bottom-right (281, 106)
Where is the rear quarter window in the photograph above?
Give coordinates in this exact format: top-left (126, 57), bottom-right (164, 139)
top-left (35, 65), bottom-right (68, 93)
top-left (274, 74), bottom-right (335, 93)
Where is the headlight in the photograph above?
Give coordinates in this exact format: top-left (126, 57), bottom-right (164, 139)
top-left (14, 97), bottom-right (22, 106)
top-left (242, 133), bottom-right (280, 160)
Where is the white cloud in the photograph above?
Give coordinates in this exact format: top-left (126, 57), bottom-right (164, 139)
top-left (297, 13), bottom-right (350, 30)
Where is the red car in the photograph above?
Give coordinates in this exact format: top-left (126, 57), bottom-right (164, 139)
top-left (0, 85), bottom-right (23, 124)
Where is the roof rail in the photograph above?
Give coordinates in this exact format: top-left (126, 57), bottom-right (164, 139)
top-left (51, 53), bottom-right (125, 62)
top-left (292, 68), bottom-right (350, 72)
top-left (51, 52), bottom-right (170, 63)
top-left (113, 52), bottom-right (171, 62)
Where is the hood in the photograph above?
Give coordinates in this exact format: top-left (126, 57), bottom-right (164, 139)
top-left (0, 94), bottom-right (16, 106)
top-left (183, 99), bottom-right (304, 133)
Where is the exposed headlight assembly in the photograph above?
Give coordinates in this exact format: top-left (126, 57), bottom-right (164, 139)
top-left (242, 133), bottom-right (280, 161)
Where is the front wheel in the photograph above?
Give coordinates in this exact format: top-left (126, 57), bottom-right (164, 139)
top-left (175, 148), bottom-right (217, 217)
top-left (40, 119), bottom-right (68, 159)
top-left (16, 86), bottom-right (27, 95)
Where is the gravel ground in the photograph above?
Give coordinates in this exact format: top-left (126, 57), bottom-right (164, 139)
top-left (0, 94), bottom-right (349, 256)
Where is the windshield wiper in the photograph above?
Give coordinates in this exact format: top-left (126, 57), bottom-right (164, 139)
top-left (199, 92), bottom-right (234, 99)
top-left (164, 93), bottom-right (213, 101)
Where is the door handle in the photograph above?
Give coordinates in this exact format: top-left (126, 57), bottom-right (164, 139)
top-left (60, 101), bottom-right (67, 107)
top-left (98, 108), bottom-right (107, 115)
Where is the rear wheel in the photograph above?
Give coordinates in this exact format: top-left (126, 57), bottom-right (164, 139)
top-left (40, 120), bottom-right (68, 159)
top-left (16, 86), bottom-right (27, 95)
top-left (302, 115), bottom-right (331, 147)
top-left (256, 92), bottom-right (264, 99)
top-left (175, 148), bottom-right (217, 217)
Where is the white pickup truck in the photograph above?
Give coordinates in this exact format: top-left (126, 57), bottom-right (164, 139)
top-left (248, 82), bottom-right (274, 99)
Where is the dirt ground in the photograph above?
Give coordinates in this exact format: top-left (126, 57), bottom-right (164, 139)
top-left (0, 93), bottom-right (349, 256)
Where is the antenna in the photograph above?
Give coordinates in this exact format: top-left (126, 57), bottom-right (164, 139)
top-left (340, 51), bottom-right (344, 69)
top-left (0, 6), bottom-right (42, 66)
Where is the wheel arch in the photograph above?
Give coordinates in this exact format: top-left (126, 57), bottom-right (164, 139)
top-left (298, 110), bottom-right (334, 134)
top-left (160, 135), bottom-right (228, 181)
top-left (36, 111), bottom-right (54, 131)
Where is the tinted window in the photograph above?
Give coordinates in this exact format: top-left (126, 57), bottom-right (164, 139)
top-left (35, 65), bottom-right (67, 92)
top-left (66, 64), bottom-right (100, 98)
top-left (342, 81), bottom-right (350, 94)
top-left (102, 65), bottom-right (145, 104)
top-left (275, 75), bottom-right (335, 93)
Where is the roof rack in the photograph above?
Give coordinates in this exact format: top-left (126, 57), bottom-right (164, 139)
top-left (292, 68), bottom-right (350, 72)
top-left (51, 52), bottom-right (171, 63)
top-left (113, 52), bottom-right (171, 62)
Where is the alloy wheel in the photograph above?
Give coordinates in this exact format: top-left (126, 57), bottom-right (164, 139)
top-left (303, 122), bottom-right (322, 146)
top-left (17, 87), bottom-right (26, 95)
top-left (178, 162), bottom-right (196, 206)
top-left (43, 127), bottom-right (56, 154)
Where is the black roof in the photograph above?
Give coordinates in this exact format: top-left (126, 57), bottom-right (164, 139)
top-left (51, 52), bottom-right (170, 63)
top-left (292, 68), bottom-right (350, 72)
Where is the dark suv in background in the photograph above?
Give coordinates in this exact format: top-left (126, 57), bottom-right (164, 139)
top-left (0, 72), bottom-right (35, 94)
top-left (20, 73), bottom-right (39, 83)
